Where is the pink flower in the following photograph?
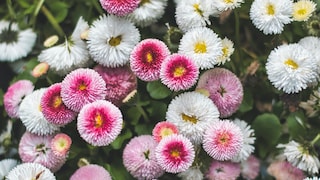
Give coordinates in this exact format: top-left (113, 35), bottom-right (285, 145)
top-left (94, 64), bottom-right (137, 106)
top-left (152, 121), bottom-right (179, 142)
top-left (130, 38), bottom-right (170, 81)
top-left (123, 135), bottom-right (165, 180)
top-left (196, 68), bottom-right (243, 118)
top-left (70, 164), bottom-right (112, 180)
top-left (267, 160), bottom-right (305, 180)
top-left (155, 134), bottom-right (195, 173)
top-left (51, 133), bottom-right (72, 157)
top-left (41, 83), bottom-right (77, 126)
top-left (206, 160), bottom-right (241, 180)
top-left (4, 80), bottom-right (34, 118)
top-left (203, 120), bottom-right (243, 161)
top-left (160, 53), bottom-right (199, 91)
top-left (61, 68), bottom-right (107, 112)
top-left (99, 0), bottom-right (139, 16)
top-left (77, 100), bottom-right (123, 146)
top-left (240, 155), bottom-right (260, 180)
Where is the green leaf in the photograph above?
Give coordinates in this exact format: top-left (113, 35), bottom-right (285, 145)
top-left (146, 81), bottom-right (172, 99)
top-left (46, 1), bottom-right (69, 23)
top-left (125, 106), bottom-right (142, 125)
top-left (146, 101), bottom-right (167, 120)
top-left (110, 129), bottom-right (132, 150)
top-left (134, 123), bottom-right (153, 135)
top-left (0, 89), bottom-right (3, 106)
top-left (286, 111), bottom-right (307, 139)
top-left (239, 88), bottom-right (253, 113)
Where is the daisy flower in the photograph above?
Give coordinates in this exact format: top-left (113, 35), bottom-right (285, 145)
top-left (41, 83), bottom-right (77, 126)
top-left (70, 164), bottom-right (112, 180)
top-left (152, 121), bottom-right (179, 142)
top-left (240, 155), bottom-right (260, 180)
top-left (178, 166), bottom-right (203, 180)
top-left (38, 17), bottom-right (90, 75)
top-left (178, 27), bottom-right (222, 70)
top-left (155, 134), bottom-right (195, 173)
top-left (175, 0), bottom-right (213, 32)
top-left (18, 88), bottom-right (60, 135)
top-left (203, 120), bottom-right (244, 161)
top-left (0, 159), bottom-right (18, 179)
top-left (210, 0), bottom-right (244, 12)
top-left (298, 36), bottom-right (320, 74)
top-left (77, 100), bottom-right (123, 146)
top-left (99, 0), bottom-right (139, 16)
top-left (292, 0), bottom-right (316, 22)
top-left (266, 43), bottom-right (318, 94)
top-left (166, 91), bottom-right (220, 145)
top-left (50, 133), bottom-right (72, 157)
top-left (87, 15), bottom-right (140, 67)
top-left (4, 79), bottom-right (34, 119)
top-left (160, 53), bottom-right (199, 91)
top-left (250, 0), bottom-right (293, 35)
top-left (61, 68), bottom-right (107, 112)
top-left (0, 20), bottom-right (36, 62)
top-left (126, 0), bottom-right (168, 27)
top-left (216, 37), bottom-right (234, 66)
top-left (94, 64), bottom-right (137, 106)
top-left (18, 132), bottom-right (66, 172)
top-left (6, 162), bottom-right (56, 180)
top-left (305, 177), bottom-right (320, 180)
top-left (196, 68), bottom-right (243, 118)
top-left (123, 135), bottom-right (165, 180)
top-left (206, 160), bottom-right (241, 180)
top-left (267, 160), bottom-right (305, 180)
top-left (277, 140), bottom-right (320, 174)
top-left (130, 38), bottom-right (170, 81)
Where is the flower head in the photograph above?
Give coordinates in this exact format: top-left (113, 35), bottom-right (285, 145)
top-left (0, 159), bottom-right (18, 179)
top-left (70, 164), bottom-right (112, 180)
top-left (51, 133), bottom-right (72, 157)
top-left (160, 53), bottom-right (199, 91)
top-left (6, 163), bottom-right (56, 180)
top-left (240, 155), bottom-right (260, 180)
top-left (216, 37), bottom-right (234, 66)
top-left (123, 135), bottom-right (164, 180)
top-left (130, 38), bottom-right (170, 81)
top-left (206, 160), bottom-right (241, 180)
top-left (267, 160), bottom-right (305, 180)
top-left (77, 100), bottom-right (123, 146)
top-left (152, 121), bottom-right (179, 142)
top-left (99, 0), bottom-right (139, 16)
top-left (293, 0), bottom-right (316, 22)
top-left (210, 0), bottom-right (244, 12)
top-left (298, 36), bottom-right (320, 74)
top-left (178, 166), bottom-right (203, 180)
top-left (155, 134), bottom-right (195, 173)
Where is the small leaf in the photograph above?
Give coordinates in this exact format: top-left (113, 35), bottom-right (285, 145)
top-left (239, 88), bottom-right (253, 113)
top-left (110, 129), bottom-right (132, 150)
top-left (134, 124), bottom-right (153, 135)
top-left (146, 81), bottom-right (172, 99)
top-left (125, 106), bottom-right (142, 125)
top-left (146, 101), bottom-right (167, 120)
top-left (286, 111), bottom-right (307, 139)
top-left (47, 1), bottom-right (69, 23)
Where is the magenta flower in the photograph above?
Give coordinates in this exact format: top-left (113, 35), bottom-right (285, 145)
top-left (152, 121), bottom-right (179, 142)
top-left (77, 100), bottom-right (123, 146)
top-left (51, 133), bottom-right (72, 157)
top-left (61, 68), bottom-right (107, 112)
top-left (130, 38), bottom-right (170, 81)
top-left (160, 53), bottom-right (199, 91)
top-left (155, 134), bottom-right (195, 173)
top-left (203, 120), bottom-right (243, 161)
top-left (196, 68), bottom-right (243, 118)
top-left (4, 80), bottom-right (34, 118)
top-left (267, 160), bottom-right (305, 180)
top-left (123, 135), bottom-right (165, 180)
top-left (99, 0), bottom-right (139, 16)
top-left (94, 64), bottom-right (137, 106)
top-left (41, 83), bottom-right (77, 126)
top-left (70, 164), bottom-right (112, 180)
top-left (206, 160), bottom-right (241, 180)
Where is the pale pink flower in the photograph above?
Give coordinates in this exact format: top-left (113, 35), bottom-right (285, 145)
top-left (206, 160), bottom-right (241, 180)
top-left (99, 0), bottom-right (139, 16)
top-left (50, 133), bottom-right (72, 157)
top-left (152, 121), bottom-right (179, 142)
top-left (70, 164), bottom-right (112, 180)
top-left (267, 160), bottom-right (305, 180)
top-left (240, 155), bottom-right (260, 180)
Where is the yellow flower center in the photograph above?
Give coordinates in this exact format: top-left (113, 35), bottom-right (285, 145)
top-left (140, 0), bottom-right (150, 6)
top-left (160, 128), bottom-right (174, 137)
top-left (193, 4), bottom-right (203, 16)
top-left (146, 52), bottom-right (153, 63)
top-left (266, 3), bottom-right (275, 15)
top-left (170, 149), bottom-right (180, 158)
top-left (95, 113), bottom-right (104, 128)
top-left (284, 59), bottom-right (299, 69)
top-left (78, 83), bottom-right (87, 91)
top-left (173, 66), bottom-right (186, 78)
top-left (53, 96), bottom-right (62, 108)
top-left (218, 132), bottom-right (231, 145)
top-left (181, 113), bottom-right (198, 124)
top-left (222, 46), bottom-right (229, 57)
top-left (224, 0), bottom-right (234, 3)
top-left (194, 41), bottom-right (207, 53)
top-left (109, 35), bottom-right (122, 46)
top-left (297, 9), bottom-right (307, 16)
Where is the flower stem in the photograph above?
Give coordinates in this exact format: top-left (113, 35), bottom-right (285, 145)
top-left (30, 0), bottom-right (45, 27)
top-left (6, 0), bottom-right (16, 20)
top-left (136, 105), bottom-right (150, 122)
top-left (91, 0), bottom-right (104, 15)
top-left (311, 133), bottom-right (320, 146)
top-left (41, 5), bottom-right (65, 36)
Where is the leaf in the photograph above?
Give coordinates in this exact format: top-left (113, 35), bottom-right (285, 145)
top-left (146, 81), bottom-right (172, 99)
top-left (110, 129), bottom-right (132, 150)
top-left (239, 88), bottom-right (253, 113)
top-left (146, 101), bottom-right (167, 120)
top-left (0, 89), bottom-right (3, 106)
top-left (46, 1), bottom-right (69, 23)
top-left (286, 111), bottom-right (307, 139)
top-left (134, 124), bottom-right (153, 135)
top-left (125, 106), bottom-right (142, 125)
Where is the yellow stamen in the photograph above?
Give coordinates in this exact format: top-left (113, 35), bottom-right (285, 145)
top-left (194, 41), bottom-right (207, 53)
top-left (146, 52), bottom-right (153, 63)
top-left (181, 113), bottom-right (198, 124)
top-left (170, 149), bottom-right (180, 158)
top-left (53, 96), bottom-right (62, 108)
top-left (140, 0), bottom-right (150, 6)
top-left (108, 35), bottom-right (122, 46)
top-left (193, 4), bottom-right (203, 16)
top-left (95, 113), bottom-right (103, 128)
top-left (173, 66), bottom-right (186, 78)
top-left (222, 46), bottom-right (229, 57)
top-left (266, 4), bottom-right (275, 15)
top-left (284, 59), bottom-right (299, 69)
top-left (160, 128), bottom-right (174, 137)
top-left (224, 0), bottom-right (234, 3)
top-left (78, 83), bottom-right (87, 91)
top-left (219, 133), bottom-right (230, 145)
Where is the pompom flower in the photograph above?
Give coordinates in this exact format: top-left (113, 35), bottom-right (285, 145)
top-left (99, 0), bottom-right (139, 16)
top-left (88, 15), bottom-right (140, 67)
top-left (94, 64), bottom-right (137, 106)
top-left (155, 134), bottom-right (195, 173)
top-left (51, 133), bottom-right (72, 157)
top-left (206, 160), bottom-right (241, 180)
top-left (41, 83), bottom-right (77, 126)
top-left (266, 43), bottom-right (318, 94)
top-left (152, 121), bottom-right (179, 142)
top-left (216, 37), bottom-right (234, 65)
top-left (267, 160), bottom-right (305, 180)
top-left (298, 36), bottom-right (320, 74)
top-left (292, 0), bottom-right (316, 22)
top-left (70, 164), bottom-right (112, 180)
top-left (178, 27), bottom-right (222, 70)
top-left (240, 155), bottom-right (260, 180)
top-left (178, 166), bottom-right (203, 180)
top-left (196, 68), bottom-right (243, 118)
top-left (250, 0), bottom-right (293, 35)
top-left (203, 120), bottom-right (244, 161)
top-left (0, 159), bottom-right (18, 179)
top-left (18, 88), bottom-right (60, 135)
top-left (6, 162), bottom-right (56, 180)
top-left (130, 38), bottom-right (170, 81)
top-left (166, 91), bottom-right (220, 145)
top-left (160, 53), bottom-right (199, 91)
top-left (4, 80), bottom-right (34, 118)
top-left (123, 135), bottom-right (165, 180)
top-left (61, 68), bottom-right (107, 112)
top-left (0, 20), bottom-right (36, 62)
top-left (210, 0), bottom-right (244, 12)
top-left (77, 100), bottom-right (123, 146)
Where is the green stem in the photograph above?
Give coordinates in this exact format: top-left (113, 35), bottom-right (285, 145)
top-left (30, 0), bottom-right (45, 27)
top-left (91, 0), bottom-right (104, 15)
top-left (233, 9), bottom-right (241, 73)
top-left (311, 133), bottom-right (320, 146)
top-left (41, 5), bottom-right (64, 36)
top-left (136, 105), bottom-right (150, 122)
top-left (6, 0), bottom-right (16, 20)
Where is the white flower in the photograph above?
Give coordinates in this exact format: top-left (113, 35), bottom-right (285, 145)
top-left (304, 177), bottom-right (320, 180)
top-left (216, 37), bottom-right (234, 65)
top-left (0, 159), bottom-right (18, 179)
top-left (0, 20), bottom-right (36, 62)
top-left (6, 162), bottom-right (56, 180)
top-left (87, 14), bottom-right (140, 67)
top-left (266, 43), bottom-right (318, 94)
top-left (178, 27), bottom-right (222, 70)
top-left (166, 91), bottom-right (220, 145)
top-left (127, 0), bottom-right (168, 27)
top-left (18, 88), bottom-right (60, 135)
top-left (292, 0), bottom-right (316, 22)
top-left (210, 0), bottom-right (244, 12)
top-left (298, 36), bottom-right (320, 75)
top-left (38, 17), bottom-right (90, 75)
top-left (178, 166), bottom-right (203, 180)
top-left (277, 140), bottom-right (320, 174)
top-left (250, 0), bottom-right (293, 35)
